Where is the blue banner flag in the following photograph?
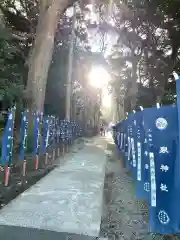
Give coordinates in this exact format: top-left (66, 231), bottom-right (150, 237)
top-left (1, 106), bottom-right (16, 165)
top-left (123, 121), bottom-right (128, 154)
top-left (48, 116), bottom-right (54, 148)
top-left (134, 110), bottom-right (146, 199)
top-left (33, 113), bottom-right (41, 156)
top-left (143, 105), bottom-right (179, 234)
top-left (117, 121), bottom-right (122, 150)
top-left (172, 74), bottom-right (180, 234)
top-left (60, 120), bottom-right (65, 143)
top-left (112, 73), bottom-right (180, 235)
top-left (20, 110), bottom-right (28, 160)
top-left (42, 116), bottom-right (50, 153)
top-left (52, 116), bottom-right (56, 146)
top-left (64, 120), bottom-right (69, 144)
top-left (56, 118), bottom-right (60, 144)
top-left (138, 110), bottom-right (150, 201)
top-left (68, 121), bottom-right (73, 142)
top-left (114, 122), bottom-right (119, 146)
top-left (118, 120), bottom-right (127, 166)
top-left (128, 113), bottom-right (137, 179)
top-left (122, 120), bottom-right (129, 169)
top-left (72, 121), bottom-right (76, 139)
top-left (125, 118), bottom-right (132, 171)
top-left (65, 120), bottom-right (69, 142)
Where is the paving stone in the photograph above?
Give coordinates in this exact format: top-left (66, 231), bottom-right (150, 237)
top-left (0, 138), bottom-right (107, 238)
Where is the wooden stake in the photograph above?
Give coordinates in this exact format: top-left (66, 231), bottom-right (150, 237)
top-left (4, 167), bottom-right (10, 187)
top-left (45, 152), bottom-right (48, 165)
top-left (22, 160), bottom-right (27, 177)
top-left (35, 155), bottom-right (39, 170)
top-left (52, 149), bottom-right (55, 161)
top-left (62, 144), bottom-right (64, 154)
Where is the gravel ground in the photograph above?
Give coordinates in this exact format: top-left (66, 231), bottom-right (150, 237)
top-left (99, 141), bottom-right (167, 240)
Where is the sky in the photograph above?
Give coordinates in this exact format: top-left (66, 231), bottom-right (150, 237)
top-left (66, 4), bottom-right (118, 56)
top-left (67, 4), bottom-right (114, 108)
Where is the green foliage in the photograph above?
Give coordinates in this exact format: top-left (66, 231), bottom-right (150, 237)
top-left (161, 80), bottom-right (177, 105)
top-left (108, 0), bottom-right (180, 112)
top-left (0, 0), bottom-right (38, 112)
top-left (26, 124), bottom-right (34, 154)
top-left (0, 26), bottom-right (26, 109)
top-left (0, 127), bottom-right (3, 156)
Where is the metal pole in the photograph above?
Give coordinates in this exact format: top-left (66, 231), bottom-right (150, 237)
top-left (65, 3), bottom-right (76, 120)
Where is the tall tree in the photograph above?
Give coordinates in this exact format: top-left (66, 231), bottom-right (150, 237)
top-left (26, 0), bottom-right (74, 113)
top-left (108, 0), bottom-right (180, 115)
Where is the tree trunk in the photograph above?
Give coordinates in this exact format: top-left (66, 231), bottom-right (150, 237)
top-left (0, 8), bottom-right (5, 27)
top-left (130, 59), bottom-right (138, 111)
top-left (26, 0), bottom-right (72, 113)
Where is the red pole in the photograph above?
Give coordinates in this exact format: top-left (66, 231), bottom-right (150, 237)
top-left (4, 166), bottom-right (10, 187)
top-left (35, 155), bottom-right (39, 170)
top-left (22, 160), bottom-right (27, 177)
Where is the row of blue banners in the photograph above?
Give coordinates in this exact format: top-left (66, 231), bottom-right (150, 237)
top-left (114, 76), bottom-right (180, 235)
top-left (0, 109), bottom-right (82, 165)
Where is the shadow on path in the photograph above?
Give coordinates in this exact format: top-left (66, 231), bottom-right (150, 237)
top-left (0, 225), bottom-right (97, 240)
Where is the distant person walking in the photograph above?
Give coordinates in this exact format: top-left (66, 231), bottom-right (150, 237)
top-left (100, 124), bottom-right (105, 136)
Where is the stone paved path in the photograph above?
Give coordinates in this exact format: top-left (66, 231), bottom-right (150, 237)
top-left (0, 137), bottom-right (107, 239)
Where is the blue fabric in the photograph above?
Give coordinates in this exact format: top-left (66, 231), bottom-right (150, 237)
top-left (121, 120), bottom-right (127, 166)
top-left (114, 102), bottom-right (180, 234)
top-left (143, 105), bottom-right (179, 234)
top-left (125, 118), bottom-right (132, 171)
top-left (135, 111), bottom-right (147, 199)
top-left (128, 113), bottom-right (137, 179)
top-left (1, 107), bottom-right (15, 165)
top-left (116, 121), bottom-right (122, 150)
top-left (20, 110), bottom-right (28, 160)
top-left (123, 120), bottom-right (128, 168)
top-left (42, 116), bottom-right (50, 153)
top-left (33, 113), bottom-right (41, 156)
top-left (141, 109), bottom-right (152, 202)
top-left (173, 78), bottom-right (180, 233)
